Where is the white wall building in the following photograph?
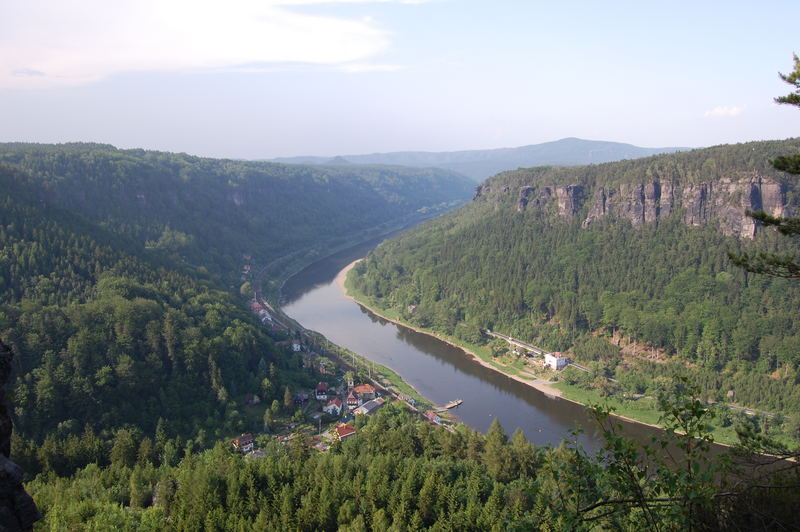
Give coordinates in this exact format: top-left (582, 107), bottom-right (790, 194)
top-left (544, 352), bottom-right (569, 370)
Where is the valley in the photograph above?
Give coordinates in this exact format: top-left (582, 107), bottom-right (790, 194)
top-left (348, 139), bottom-right (800, 446)
top-left (2, 139), bottom-right (799, 529)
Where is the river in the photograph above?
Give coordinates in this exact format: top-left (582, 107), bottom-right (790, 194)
top-left (281, 236), bottom-right (669, 452)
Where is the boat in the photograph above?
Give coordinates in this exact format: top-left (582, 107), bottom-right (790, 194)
top-left (443, 399), bottom-right (462, 409)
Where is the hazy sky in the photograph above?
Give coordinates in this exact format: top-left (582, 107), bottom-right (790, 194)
top-left (1, 0), bottom-right (798, 158)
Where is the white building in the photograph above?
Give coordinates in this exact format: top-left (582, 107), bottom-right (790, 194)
top-left (544, 352), bottom-right (569, 370)
top-left (324, 398), bottom-right (343, 416)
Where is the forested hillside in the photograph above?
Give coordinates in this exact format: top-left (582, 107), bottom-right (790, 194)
top-left (350, 139), bottom-right (800, 429)
top-left (0, 144), bottom-right (473, 478)
top-left (0, 143), bottom-right (474, 289)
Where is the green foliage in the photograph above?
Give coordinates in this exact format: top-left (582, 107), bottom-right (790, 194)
top-left (350, 140), bottom-right (800, 424)
top-left (0, 143), bottom-right (473, 480)
top-left (0, 143), bottom-right (473, 286)
top-left (28, 400), bottom-right (800, 530)
top-left (730, 55), bottom-right (800, 278)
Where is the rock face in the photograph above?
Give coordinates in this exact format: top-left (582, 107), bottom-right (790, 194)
top-left (511, 175), bottom-right (790, 238)
top-left (0, 342), bottom-right (40, 531)
top-left (516, 185), bottom-right (583, 219)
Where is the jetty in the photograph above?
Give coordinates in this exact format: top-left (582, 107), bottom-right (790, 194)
top-left (436, 399), bottom-right (462, 412)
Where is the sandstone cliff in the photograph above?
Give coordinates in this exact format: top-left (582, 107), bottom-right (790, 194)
top-left (477, 174), bottom-right (791, 238)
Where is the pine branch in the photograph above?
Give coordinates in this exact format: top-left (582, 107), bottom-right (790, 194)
top-left (728, 251), bottom-right (800, 278)
top-left (745, 210), bottom-right (800, 236)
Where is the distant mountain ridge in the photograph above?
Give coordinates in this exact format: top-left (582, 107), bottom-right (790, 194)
top-left (269, 137), bottom-right (690, 181)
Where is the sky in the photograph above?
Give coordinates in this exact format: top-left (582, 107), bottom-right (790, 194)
top-left (1, 0), bottom-right (798, 159)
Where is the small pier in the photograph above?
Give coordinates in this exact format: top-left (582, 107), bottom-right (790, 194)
top-left (436, 399), bottom-right (463, 412)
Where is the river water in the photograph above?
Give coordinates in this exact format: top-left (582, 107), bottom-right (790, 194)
top-left (281, 236), bottom-right (666, 452)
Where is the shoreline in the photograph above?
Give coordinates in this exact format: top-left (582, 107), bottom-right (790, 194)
top-left (337, 259), bottom-right (675, 435)
top-left (335, 261), bottom-right (761, 451)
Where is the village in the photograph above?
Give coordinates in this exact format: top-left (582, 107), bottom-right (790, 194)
top-left (228, 279), bottom-right (458, 458)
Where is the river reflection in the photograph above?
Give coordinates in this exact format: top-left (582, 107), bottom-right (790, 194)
top-left (282, 240), bottom-right (670, 453)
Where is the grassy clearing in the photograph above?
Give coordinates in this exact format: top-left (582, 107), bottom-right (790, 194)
top-left (553, 381), bottom-right (747, 446)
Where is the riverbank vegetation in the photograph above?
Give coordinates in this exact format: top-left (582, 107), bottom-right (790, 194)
top-left (348, 139), bottom-right (800, 443)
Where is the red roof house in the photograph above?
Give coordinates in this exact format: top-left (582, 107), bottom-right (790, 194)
top-left (335, 423), bottom-right (356, 440)
top-left (346, 391), bottom-right (360, 408)
top-left (324, 397), bottom-right (343, 416)
top-left (353, 384), bottom-right (376, 401)
top-left (232, 433), bottom-right (255, 453)
top-left (424, 410), bottom-right (442, 425)
top-left (315, 382), bottom-right (329, 401)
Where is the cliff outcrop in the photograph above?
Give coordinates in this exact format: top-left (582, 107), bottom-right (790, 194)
top-left (516, 185), bottom-right (584, 218)
top-left (503, 175), bottom-right (790, 238)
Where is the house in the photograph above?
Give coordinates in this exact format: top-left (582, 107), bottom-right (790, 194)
top-left (424, 410), bottom-right (442, 425)
top-left (346, 391), bottom-right (360, 409)
top-left (324, 397), bottom-right (343, 416)
top-left (232, 433), bottom-right (254, 453)
top-left (335, 423), bottom-right (356, 440)
top-left (294, 391), bottom-right (309, 405)
top-left (353, 383), bottom-right (377, 401)
top-left (291, 340), bottom-right (302, 352)
top-left (544, 352), bottom-right (569, 370)
top-left (315, 382), bottom-right (329, 401)
top-left (354, 397), bottom-right (385, 416)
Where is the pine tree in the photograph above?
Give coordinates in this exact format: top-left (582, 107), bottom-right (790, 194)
top-left (731, 54), bottom-right (800, 277)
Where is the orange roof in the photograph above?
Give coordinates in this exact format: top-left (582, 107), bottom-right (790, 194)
top-left (353, 384), bottom-right (375, 394)
top-left (336, 423), bottom-right (356, 438)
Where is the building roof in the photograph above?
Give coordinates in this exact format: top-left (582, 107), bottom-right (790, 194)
top-left (336, 423), bottom-right (356, 438)
top-left (316, 382), bottom-right (329, 391)
top-left (354, 397), bottom-right (385, 415)
top-left (327, 398), bottom-right (343, 408)
top-left (353, 383), bottom-right (376, 394)
top-left (233, 433), bottom-right (254, 446)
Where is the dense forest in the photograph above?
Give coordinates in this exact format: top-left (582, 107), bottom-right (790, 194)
top-left (24, 402), bottom-right (800, 531)
top-left (350, 139), bottom-right (800, 432)
top-left (0, 144), bottom-right (472, 478)
top-left (0, 143), bottom-right (474, 289)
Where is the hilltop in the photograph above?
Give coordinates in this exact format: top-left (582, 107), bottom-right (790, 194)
top-left (270, 137), bottom-right (688, 181)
